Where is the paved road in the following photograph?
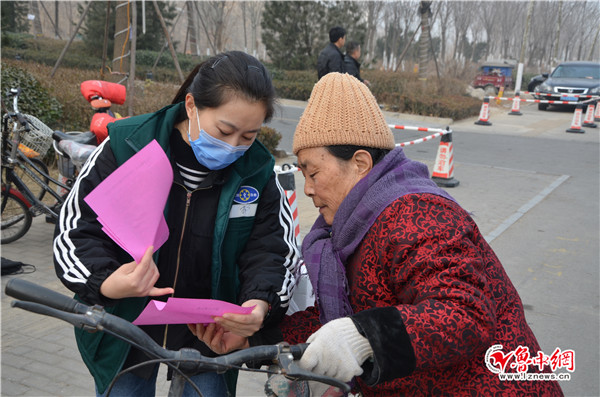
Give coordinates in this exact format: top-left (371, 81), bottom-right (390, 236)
top-left (2, 98), bottom-right (598, 396)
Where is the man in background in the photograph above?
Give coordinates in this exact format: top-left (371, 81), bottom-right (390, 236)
top-left (344, 41), bottom-right (370, 87)
top-left (317, 26), bottom-right (346, 79)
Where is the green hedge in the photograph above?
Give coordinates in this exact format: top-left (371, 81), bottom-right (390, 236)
top-left (1, 62), bottom-right (63, 128)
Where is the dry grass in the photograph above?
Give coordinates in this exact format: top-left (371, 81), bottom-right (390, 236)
top-left (3, 59), bottom-right (180, 132)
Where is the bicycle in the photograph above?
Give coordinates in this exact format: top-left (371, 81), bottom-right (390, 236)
top-left (1, 87), bottom-right (96, 243)
top-left (5, 278), bottom-right (349, 397)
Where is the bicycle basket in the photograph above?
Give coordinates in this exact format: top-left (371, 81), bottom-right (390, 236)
top-left (10, 114), bottom-right (54, 157)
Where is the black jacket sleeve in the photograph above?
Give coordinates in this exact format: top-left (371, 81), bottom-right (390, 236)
top-left (236, 172), bottom-right (300, 327)
top-left (344, 55), bottom-right (363, 82)
top-left (53, 139), bottom-right (126, 306)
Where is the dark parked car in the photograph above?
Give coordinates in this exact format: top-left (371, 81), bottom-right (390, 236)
top-left (527, 74), bottom-right (547, 92)
top-left (534, 61), bottom-right (600, 110)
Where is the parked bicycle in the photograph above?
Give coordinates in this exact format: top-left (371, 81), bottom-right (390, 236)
top-left (1, 87), bottom-right (96, 243)
top-left (5, 278), bottom-right (349, 397)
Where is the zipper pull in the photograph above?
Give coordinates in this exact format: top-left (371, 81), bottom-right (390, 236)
top-left (186, 191), bottom-right (192, 207)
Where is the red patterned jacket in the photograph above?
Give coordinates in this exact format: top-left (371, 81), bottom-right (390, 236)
top-left (281, 194), bottom-right (563, 396)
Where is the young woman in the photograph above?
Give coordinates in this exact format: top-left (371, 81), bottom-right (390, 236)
top-left (53, 51), bottom-right (299, 396)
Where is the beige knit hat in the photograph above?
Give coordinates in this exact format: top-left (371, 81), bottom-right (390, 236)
top-left (293, 73), bottom-right (395, 154)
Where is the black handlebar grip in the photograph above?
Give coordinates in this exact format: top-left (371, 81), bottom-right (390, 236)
top-left (15, 113), bottom-right (30, 130)
top-left (5, 278), bottom-right (88, 314)
top-left (289, 343), bottom-right (309, 359)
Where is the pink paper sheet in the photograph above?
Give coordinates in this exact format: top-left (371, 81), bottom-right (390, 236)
top-left (133, 298), bottom-right (254, 325)
top-left (84, 140), bottom-right (173, 263)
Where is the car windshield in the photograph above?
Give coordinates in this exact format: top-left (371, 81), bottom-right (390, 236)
top-left (551, 65), bottom-right (600, 80)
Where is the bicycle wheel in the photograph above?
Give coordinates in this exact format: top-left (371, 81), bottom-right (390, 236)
top-left (1, 189), bottom-right (32, 244)
top-left (15, 156), bottom-right (50, 201)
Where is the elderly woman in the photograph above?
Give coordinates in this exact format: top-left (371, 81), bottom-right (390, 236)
top-left (281, 73), bottom-right (563, 396)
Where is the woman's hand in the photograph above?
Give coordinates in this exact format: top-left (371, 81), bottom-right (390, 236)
top-left (215, 299), bottom-right (269, 337)
top-left (100, 246), bottom-right (174, 299)
top-left (187, 323), bottom-right (249, 354)
top-left (187, 299), bottom-right (269, 354)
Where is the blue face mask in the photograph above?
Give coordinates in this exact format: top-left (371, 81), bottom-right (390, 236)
top-left (187, 111), bottom-right (251, 170)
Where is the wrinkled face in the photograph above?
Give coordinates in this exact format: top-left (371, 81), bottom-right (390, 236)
top-left (297, 147), bottom-right (363, 225)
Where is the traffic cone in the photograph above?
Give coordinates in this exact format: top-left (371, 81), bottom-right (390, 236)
top-left (431, 130), bottom-right (459, 188)
top-left (566, 104), bottom-right (585, 133)
top-left (582, 101), bottom-right (597, 128)
top-left (508, 93), bottom-right (522, 115)
top-left (475, 97), bottom-right (492, 126)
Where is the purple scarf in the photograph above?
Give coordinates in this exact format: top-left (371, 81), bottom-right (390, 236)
top-left (302, 147), bottom-right (456, 324)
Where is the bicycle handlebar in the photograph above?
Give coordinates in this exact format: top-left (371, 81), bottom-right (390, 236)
top-left (6, 278), bottom-right (88, 314)
top-left (5, 279), bottom-right (350, 392)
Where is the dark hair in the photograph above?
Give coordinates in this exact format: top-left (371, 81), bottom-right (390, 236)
top-left (172, 51), bottom-right (276, 122)
top-left (346, 41), bottom-right (360, 55)
top-left (326, 145), bottom-right (390, 165)
top-left (329, 27), bottom-right (346, 43)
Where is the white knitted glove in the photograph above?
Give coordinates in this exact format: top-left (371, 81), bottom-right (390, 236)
top-left (299, 317), bottom-right (373, 383)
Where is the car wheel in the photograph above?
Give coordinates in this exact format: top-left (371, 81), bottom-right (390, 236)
top-left (538, 102), bottom-right (548, 111)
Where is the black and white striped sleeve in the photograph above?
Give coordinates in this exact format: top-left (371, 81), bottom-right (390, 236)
top-left (53, 138), bottom-right (124, 306)
top-left (237, 171), bottom-right (300, 326)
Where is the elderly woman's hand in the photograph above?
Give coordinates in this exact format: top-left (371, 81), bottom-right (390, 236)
top-left (299, 317), bottom-right (373, 382)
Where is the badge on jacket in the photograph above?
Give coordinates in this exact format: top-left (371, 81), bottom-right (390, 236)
top-left (230, 185), bottom-right (259, 218)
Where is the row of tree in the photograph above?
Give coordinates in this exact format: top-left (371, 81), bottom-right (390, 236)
top-left (2, 1), bottom-right (599, 74)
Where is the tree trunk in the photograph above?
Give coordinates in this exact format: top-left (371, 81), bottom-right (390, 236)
top-left (553, 0), bottom-right (562, 64)
top-left (418, 1), bottom-right (432, 79)
top-left (54, 1), bottom-right (59, 38)
top-left (186, 1), bottom-right (198, 55)
top-left (128, 1), bottom-right (137, 117)
top-left (153, 0), bottom-right (184, 83)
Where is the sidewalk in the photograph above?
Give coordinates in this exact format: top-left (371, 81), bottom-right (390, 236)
top-left (2, 98), bottom-right (597, 396)
top-left (0, 150), bottom-right (564, 396)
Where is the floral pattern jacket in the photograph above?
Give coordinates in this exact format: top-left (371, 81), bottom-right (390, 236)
top-left (281, 194), bottom-right (563, 396)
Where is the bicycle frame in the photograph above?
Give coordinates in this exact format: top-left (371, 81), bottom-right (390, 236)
top-left (2, 159), bottom-right (67, 219)
top-left (1, 104), bottom-right (70, 220)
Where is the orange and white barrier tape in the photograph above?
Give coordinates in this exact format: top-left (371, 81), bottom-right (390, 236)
top-left (388, 124), bottom-right (446, 133)
top-left (523, 92), bottom-right (598, 99)
top-left (395, 130), bottom-right (449, 147)
top-left (275, 164), bottom-right (301, 240)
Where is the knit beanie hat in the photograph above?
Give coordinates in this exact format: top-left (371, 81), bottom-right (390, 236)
top-left (293, 73), bottom-right (395, 154)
